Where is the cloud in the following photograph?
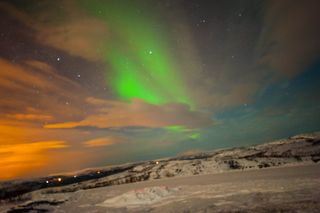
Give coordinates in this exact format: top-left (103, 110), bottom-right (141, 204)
top-left (0, 59), bottom-right (88, 121)
top-left (37, 17), bottom-right (108, 61)
top-left (45, 98), bottom-right (212, 129)
top-left (257, 0), bottom-right (320, 77)
top-left (83, 136), bottom-right (121, 147)
top-left (0, 115), bottom-right (99, 180)
top-left (6, 113), bottom-right (53, 121)
top-left (0, 1), bottom-right (108, 61)
top-left (0, 141), bottom-right (67, 180)
top-left (160, 4), bottom-right (264, 111)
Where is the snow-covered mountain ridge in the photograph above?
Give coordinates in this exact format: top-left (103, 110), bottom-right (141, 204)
top-left (1, 131), bottom-right (320, 201)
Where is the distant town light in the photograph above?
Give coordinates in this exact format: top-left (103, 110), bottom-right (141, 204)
top-left (57, 177), bottom-right (62, 182)
top-left (97, 171), bottom-right (101, 174)
top-left (46, 180), bottom-right (49, 184)
top-left (73, 175), bottom-right (77, 178)
top-left (156, 161), bottom-right (159, 165)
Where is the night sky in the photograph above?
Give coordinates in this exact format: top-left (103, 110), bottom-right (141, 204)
top-left (0, 0), bottom-right (320, 180)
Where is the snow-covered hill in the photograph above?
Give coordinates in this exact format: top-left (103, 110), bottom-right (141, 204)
top-left (1, 131), bottom-right (320, 201)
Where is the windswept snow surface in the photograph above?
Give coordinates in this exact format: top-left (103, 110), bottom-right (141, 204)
top-left (97, 186), bottom-right (180, 208)
top-left (2, 164), bottom-right (320, 213)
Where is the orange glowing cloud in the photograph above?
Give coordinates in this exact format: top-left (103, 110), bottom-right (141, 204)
top-left (0, 141), bottom-right (67, 180)
top-left (6, 113), bottom-right (53, 121)
top-left (0, 58), bottom-right (92, 180)
top-left (0, 120), bottom-right (97, 180)
top-left (83, 136), bottom-right (121, 147)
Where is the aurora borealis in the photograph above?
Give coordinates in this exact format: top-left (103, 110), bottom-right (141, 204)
top-left (0, 0), bottom-right (320, 180)
top-left (92, 1), bottom-right (192, 106)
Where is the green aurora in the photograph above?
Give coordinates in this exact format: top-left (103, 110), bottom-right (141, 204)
top-left (81, 0), bottom-right (193, 107)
